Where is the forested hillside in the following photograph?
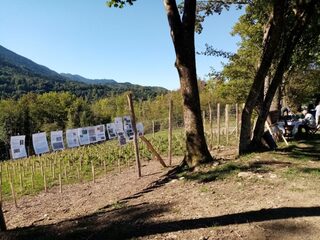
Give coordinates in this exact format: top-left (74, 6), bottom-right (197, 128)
top-left (0, 45), bottom-right (167, 100)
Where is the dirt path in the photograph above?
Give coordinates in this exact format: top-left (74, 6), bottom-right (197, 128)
top-left (1, 141), bottom-right (320, 240)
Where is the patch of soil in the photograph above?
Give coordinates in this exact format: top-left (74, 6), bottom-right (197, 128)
top-left (1, 146), bottom-right (320, 240)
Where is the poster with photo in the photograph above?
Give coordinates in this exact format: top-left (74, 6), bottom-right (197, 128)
top-left (10, 135), bottom-right (27, 159)
top-left (32, 132), bottom-right (50, 155)
top-left (123, 116), bottom-right (134, 140)
top-left (95, 125), bottom-right (106, 141)
top-left (66, 129), bottom-right (80, 148)
top-left (50, 130), bottom-right (64, 151)
top-left (106, 123), bottom-right (117, 140)
top-left (114, 117), bottom-right (124, 133)
top-left (88, 126), bottom-right (97, 143)
top-left (136, 122), bottom-right (144, 136)
top-left (78, 127), bottom-right (90, 145)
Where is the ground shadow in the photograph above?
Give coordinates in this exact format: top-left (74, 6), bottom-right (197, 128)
top-left (1, 206), bottom-right (320, 240)
top-left (181, 159), bottom-right (292, 183)
top-left (283, 134), bottom-right (320, 161)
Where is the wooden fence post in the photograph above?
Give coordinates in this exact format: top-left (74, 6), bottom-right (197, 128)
top-left (236, 103), bottom-right (239, 139)
top-left (209, 103), bottom-right (213, 150)
top-left (225, 104), bottom-right (229, 145)
top-left (127, 93), bottom-right (142, 178)
top-left (168, 99), bottom-right (173, 166)
top-left (217, 103), bottom-right (221, 147)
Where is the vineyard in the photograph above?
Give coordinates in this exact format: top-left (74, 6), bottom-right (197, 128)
top-left (0, 102), bottom-right (240, 205)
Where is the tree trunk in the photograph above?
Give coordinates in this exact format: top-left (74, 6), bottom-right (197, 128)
top-left (239, 1), bottom-right (286, 154)
top-left (163, 0), bottom-right (213, 167)
top-left (0, 204), bottom-right (6, 231)
top-left (249, 1), bottom-right (317, 150)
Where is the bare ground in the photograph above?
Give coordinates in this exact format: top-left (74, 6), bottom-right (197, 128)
top-left (1, 137), bottom-right (320, 240)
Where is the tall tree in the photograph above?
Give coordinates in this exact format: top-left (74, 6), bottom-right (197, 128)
top-left (107, 0), bottom-right (214, 167)
top-left (239, 0), bottom-right (320, 153)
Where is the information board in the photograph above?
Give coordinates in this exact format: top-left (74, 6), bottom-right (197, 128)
top-left (32, 132), bottom-right (50, 155)
top-left (78, 127), bottom-right (90, 145)
top-left (50, 130), bottom-right (64, 151)
top-left (106, 123), bottom-right (117, 140)
top-left (95, 125), bottom-right (106, 141)
top-left (66, 129), bottom-right (80, 148)
top-left (10, 135), bottom-right (27, 159)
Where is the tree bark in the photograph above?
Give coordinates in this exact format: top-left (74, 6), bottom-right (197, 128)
top-left (249, 0), bottom-right (318, 150)
top-left (163, 0), bottom-right (213, 167)
top-left (239, 0), bottom-right (287, 154)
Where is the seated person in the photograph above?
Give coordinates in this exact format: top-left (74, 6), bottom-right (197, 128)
top-left (297, 109), bottom-right (317, 135)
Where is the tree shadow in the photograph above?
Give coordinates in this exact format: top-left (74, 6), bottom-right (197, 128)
top-left (2, 206), bottom-right (320, 240)
top-left (181, 160), bottom-right (291, 183)
top-left (279, 134), bottom-right (320, 161)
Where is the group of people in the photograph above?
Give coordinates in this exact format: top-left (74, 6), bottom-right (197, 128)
top-left (280, 101), bottom-right (320, 137)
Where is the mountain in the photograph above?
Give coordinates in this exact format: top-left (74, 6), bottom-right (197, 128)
top-left (60, 73), bottom-right (117, 85)
top-left (0, 45), bottom-right (167, 100)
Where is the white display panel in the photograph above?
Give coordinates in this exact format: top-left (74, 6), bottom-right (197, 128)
top-left (10, 135), bottom-right (27, 159)
top-left (66, 129), bottom-right (80, 148)
top-left (123, 116), bottom-right (134, 140)
top-left (106, 123), bottom-right (117, 140)
top-left (78, 127), bottom-right (90, 145)
top-left (114, 117), bottom-right (124, 133)
top-left (88, 126), bottom-right (97, 143)
top-left (136, 122), bottom-right (144, 136)
top-left (32, 132), bottom-right (50, 155)
top-left (50, 130), bottom-right (64, 151)
top-left (95, 125), bottom-right (106, 141)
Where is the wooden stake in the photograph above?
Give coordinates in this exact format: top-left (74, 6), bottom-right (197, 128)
top-left (31, 165), bottom-right (35, 189)
top-left (76, 166), bottom-right (80, 180)
top-left (118, 149), bottom-right (121, 173)
top-left (152, 120), bottom-right (155, 138)
top-left (59, 173), bottom-right (62, 193)
top-left (236, 103), bottom-right (239, 139)
top-left (225, 104), bottom-right (229, 145)
top-left (140, 136), bottom-right (167, 167)
top-left (168, 98), bottom-right (173, 166)
top-left (209, 103), bottom-right (213, 150)
top-left (127, 93), bottom-right (141, 178)
top-left (104, 159), bottom-right (107, 178)
top-left (217, 103), bottom-right (221, 146)
top-left (9, 173), bottom-right (18, 208)
top-left (19, 171), bottom-right (23, 192)
top-left (43, 170), bottom-right (47, 193)
top-left (91, 161), bottom-right (95, 184)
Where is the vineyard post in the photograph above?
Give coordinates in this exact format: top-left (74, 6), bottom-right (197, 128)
top-left (118, 148), bottom-right (121, 173)
top-left (152, 120), bottom-right (155, 138)
top-left (91, 161), bottom-right (95, 184)
top-left (127, 93), bottom-right (141, 178)
top-left (43, 168), bottom-right (47, 193)
top-left (209, 103), bottom-right (213, 150)
top-left (9, 172), bottom-right (17, 208)
top-left (236, 103), bottom-right (239, 139)
top-left (59, 173), bottom-right (62, 193)
top-left (168, 98), bottom-right (173, 166)
top-left (225, 104), bottom-right (229, 145)
top-left (217, 103), bottom-right (221, 147)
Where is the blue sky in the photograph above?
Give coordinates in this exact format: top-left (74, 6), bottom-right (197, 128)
top-left (0, 0), bottom-right (244, 90)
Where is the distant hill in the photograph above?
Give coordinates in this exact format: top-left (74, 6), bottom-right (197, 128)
top-left (0, 45), bottom-right (167, 100)
top-left (60, 73), bottom-right (117, 85)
